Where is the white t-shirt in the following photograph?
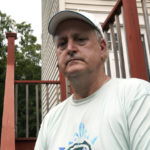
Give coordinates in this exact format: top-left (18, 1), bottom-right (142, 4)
top-left (35, 78), bottom-right (150, 150)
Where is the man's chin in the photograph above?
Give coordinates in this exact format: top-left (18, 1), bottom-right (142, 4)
top-left (64, 69), bottom-right (86, 78)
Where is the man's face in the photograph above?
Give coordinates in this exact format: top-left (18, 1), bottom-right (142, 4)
top-left (54, 19), bottom-right (106, 78)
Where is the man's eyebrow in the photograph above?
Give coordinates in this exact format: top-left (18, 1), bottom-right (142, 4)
top-left (53, 36), bottom-right (68, 45)
top-left (57, 37), bottom-right (67, 42)
top-left (54, 31), bottom-right (89, 41)
top-left (53, 36), bottom-right (65, 42)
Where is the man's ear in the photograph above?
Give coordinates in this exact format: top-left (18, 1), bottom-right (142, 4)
top-left (98, 38), bottom-right (107, 62)
top-left (99, 38), bottom-right (106, 52)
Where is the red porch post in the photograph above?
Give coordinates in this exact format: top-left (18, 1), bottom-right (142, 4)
top-left (1, 33), bottom-right (17, 150)
top-left (59, 71), bottom-right (67, 101)
top-left (122, 0), bottom-right (148, 80)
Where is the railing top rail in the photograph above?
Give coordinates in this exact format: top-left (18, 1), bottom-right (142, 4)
top-left (102, 0), bottom-right (122, 31)
top-left (15, 80), bottom-right (60, 84)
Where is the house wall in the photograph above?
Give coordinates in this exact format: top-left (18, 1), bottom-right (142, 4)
top-left (41, 0), bottom-right (60, 118)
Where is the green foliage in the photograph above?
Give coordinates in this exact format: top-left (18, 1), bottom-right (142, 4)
top-left (0, 11), bottom-right (41, 138)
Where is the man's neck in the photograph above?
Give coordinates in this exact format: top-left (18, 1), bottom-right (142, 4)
top-left (68, 72), bottom-right (110, 100)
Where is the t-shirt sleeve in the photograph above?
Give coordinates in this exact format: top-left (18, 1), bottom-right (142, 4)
top-left (34, 118), bottom-right (47, 150)
top-left (125, 79), bottom-right (150, 150)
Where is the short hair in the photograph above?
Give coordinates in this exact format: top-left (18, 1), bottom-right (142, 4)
top-left (94, 29), bottom-right (109, 63)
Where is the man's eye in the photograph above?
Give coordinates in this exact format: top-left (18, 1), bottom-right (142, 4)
top-left (76, 37), bottom-right (87, 44)
top-left (58, 41), bottom-right (66, 49)
top-left (78, 38), bottom-right (85, 41)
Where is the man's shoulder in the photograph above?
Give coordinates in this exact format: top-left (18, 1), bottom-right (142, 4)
top-left (110, 78), bottom-right (150, 113)
top-left (109, 78), bottom-right (150, 102)
top-left (114, 78), bottom-right (150, 90)
top-left (42, 95), bottom-right (72, 124)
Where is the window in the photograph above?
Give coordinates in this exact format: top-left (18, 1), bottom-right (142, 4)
top-left (106, 33), bottom-right (119, 51)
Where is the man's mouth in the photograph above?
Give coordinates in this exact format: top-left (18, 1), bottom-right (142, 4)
top-left (66, 58), bottom-right (83, 66)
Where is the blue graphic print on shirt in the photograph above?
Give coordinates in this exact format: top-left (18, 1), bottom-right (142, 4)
top-left (59, 122), bottom-right (98, 150)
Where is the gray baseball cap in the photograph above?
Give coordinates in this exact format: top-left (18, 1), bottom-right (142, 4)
top-left (48, 10), bottom-right (104, 37)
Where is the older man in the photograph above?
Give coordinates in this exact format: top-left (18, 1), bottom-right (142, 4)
top-left (35, 10), bottom-right (150, 150)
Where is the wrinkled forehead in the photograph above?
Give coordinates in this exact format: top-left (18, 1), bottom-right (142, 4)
top-left (54, 18), bottom-right (96, 37)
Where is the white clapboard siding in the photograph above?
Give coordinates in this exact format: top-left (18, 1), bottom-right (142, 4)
top-left (41, 0), bottom-right (60, 119)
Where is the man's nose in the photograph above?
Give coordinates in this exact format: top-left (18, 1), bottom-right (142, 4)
top-left (67, 39), bottom-right (77, 56)
top-left (67, 39), bottom-right (76, 50)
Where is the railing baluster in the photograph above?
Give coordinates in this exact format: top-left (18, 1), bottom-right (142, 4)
top-left (35, 84), bottom-right (39, 136)
top-left (141, 0), bottom-right (150, 54)
top-left (115, 15), bottom-right (126, 78)
top-left (15, 84), bottom-right (18, 137)
top-left (46, 84), bottom-right (49, 113)
top-left (121, 6), bottom-right (131, 77)
top-left (26, 84), bottom-right (29, 138)
top-left (141, 0), bottom-right (150, 79)
top-left (109, 24), bottom-right (120, 78)
top-left (104, 31), bottom-right (111, 77)
top-left (56, 84), bottom-right (59, 104)
top-left (66, 78), bottom-right (70, 97)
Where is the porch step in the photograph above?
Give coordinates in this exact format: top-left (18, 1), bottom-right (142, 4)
top-left (15, 137), bottom-right (36, 150)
